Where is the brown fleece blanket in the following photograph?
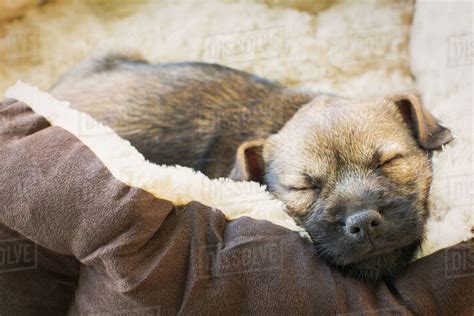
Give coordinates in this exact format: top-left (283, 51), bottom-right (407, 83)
top-left (0, 99), bottom-right (473, 315)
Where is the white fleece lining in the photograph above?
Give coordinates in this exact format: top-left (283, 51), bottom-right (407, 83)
top-left (5, 81), bottom-right (307, 236)
top-left (5, 81), bottom-right (473, 257)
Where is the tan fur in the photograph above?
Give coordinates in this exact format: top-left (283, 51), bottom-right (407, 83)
top-left (261, 96), bottom-right (434, 219)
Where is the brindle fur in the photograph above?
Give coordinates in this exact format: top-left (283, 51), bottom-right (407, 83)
top-left (50, 55), bottom-right (314, 178)
top-left (51, 54), bottom-right (452, 281)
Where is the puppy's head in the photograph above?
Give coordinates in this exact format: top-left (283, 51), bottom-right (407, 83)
top-left (230, 94), bottom-right (453, 281)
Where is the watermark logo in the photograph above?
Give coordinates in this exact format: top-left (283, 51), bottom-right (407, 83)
top-left (448, 33), bottom-right (474, 67)
top-left (284, 26), bottom-right (406, 82)
top-left (199, 237), bottom-right (282, 279)
top-left (76, 107), bottom-right (131, 139)
top-left (444, 240), bottom-right (474, 279)
top-left (201, 26), bottom-right (286, 63)
top-left (195, 102), bottom-right (253, 141)
top-left (195, 97), bottom-right (288, 138)
top-left (88, 305), bottom-right (163, 316)
top-left (446, 173), bottom-right (474, 208)
top-left (338, 306), bottom-right (408, 316)
top-left (2, 0), bottom-right (41, 9)
top-left (0, 238), bottom-right (37, 273)
top-left (323, 28), bottom-right (404, 68)
top-left (13, 157), bottom-right (50, 196)
top-left (0, 25), bottom-right (40, 64)
top-left (185, 175), bottom-right (274, 210)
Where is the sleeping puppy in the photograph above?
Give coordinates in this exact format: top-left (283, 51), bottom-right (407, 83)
top-left (50, 54), bottom-right (453, 281)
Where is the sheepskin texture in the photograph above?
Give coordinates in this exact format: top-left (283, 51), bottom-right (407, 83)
top-left (0, 0), bottom-right (414, 95)
top-left (0, 0), bottom-right (472, 258)
top-left (410, 0), bottom-right (474, 256)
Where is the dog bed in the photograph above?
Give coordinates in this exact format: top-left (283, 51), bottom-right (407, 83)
top-left (0, 82), bottom-right (472, 315)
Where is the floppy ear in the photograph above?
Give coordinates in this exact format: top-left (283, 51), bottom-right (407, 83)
top-left (390, 93), bottom-right (454, 150)
top-left (229, 139), bottom-right (266, 183)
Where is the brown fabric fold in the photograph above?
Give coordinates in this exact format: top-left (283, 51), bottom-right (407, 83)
top-left (0, 99), bottom-right (472, 315)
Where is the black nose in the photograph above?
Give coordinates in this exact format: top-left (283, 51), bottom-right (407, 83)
top-left (345, 210), bottom-right (382, 238)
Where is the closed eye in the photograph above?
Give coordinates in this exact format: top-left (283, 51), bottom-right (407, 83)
top-left (287, 185), bottom-right (319, 191)
top-left (286, 175), bottom-right (323, 192)
top-left (378, 154), bottom-right (403, 168)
